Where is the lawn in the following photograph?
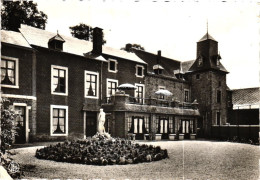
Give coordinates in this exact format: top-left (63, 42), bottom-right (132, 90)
top-left (11, 140), bottom-right (260, 180)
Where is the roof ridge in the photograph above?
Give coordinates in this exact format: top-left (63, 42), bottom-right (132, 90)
top-left (133, 49), bottom-right (180, 62)
top-left (232, 87), bottom-right (260, 90)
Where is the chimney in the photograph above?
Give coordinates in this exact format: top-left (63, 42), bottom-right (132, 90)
top-left (92, 27), bottom-right (103, 55)
top-left (157, 50), bottom-right (161, 64)
top-left (125, 43), bottom-right (133, 52)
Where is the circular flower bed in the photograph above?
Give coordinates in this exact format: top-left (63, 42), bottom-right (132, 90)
top-left (35, 133), bottom-right (168, 165)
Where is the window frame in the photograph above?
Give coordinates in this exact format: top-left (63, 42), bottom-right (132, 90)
top-left (184, 89), bottom-right (190, 102)
top-left (197, 56), bottom-right (203, 67)
top-left (51, 65), bottom-right (68, 96)
top-left (196, 74), bottom-right (200, 80)
top-left (169, 116), bottom-right (174, 134)
top-left (50, 105), bottom-right (68, 136)
top-left (106, 78), bottom-right (118, 98)
top-left (108, 59), bottom-right (118, 73)
top-left (1, 56), bottom-right (19, 89)
top-left (135, 83), bottom-right (145, 104)
top-left (84, 70), bottom-right (99, 99)
top-left (216, 59), bottom-right (220, 66)
top-left (217, 90), bottom-right (221, 103)
top-left (135, 65), bottom-right (144, 78)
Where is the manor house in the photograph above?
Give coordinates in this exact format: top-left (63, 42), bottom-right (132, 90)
top-left (1, 24), bottom-right (229, 143)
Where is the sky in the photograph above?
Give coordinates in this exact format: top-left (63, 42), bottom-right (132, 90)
top-left (34, 0), bottom-right (259, 89)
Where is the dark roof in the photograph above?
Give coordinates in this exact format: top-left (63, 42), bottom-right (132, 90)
top-left (132, 49), bottom-right (181, 77)
top-left (232, 87), bottom-right (260, 106)
top-left (1, 30), bottom-right (32, 48)
top-left (49, 34), bottom-right (65, 42)
top-left (198, 33), bottom-right (216, 42)
top-left (188, 55), bottom-right (228, 73)
top-left (19, 24), bottom-right (146, 64)
top-left (181, 60), bottom-right (195, 73)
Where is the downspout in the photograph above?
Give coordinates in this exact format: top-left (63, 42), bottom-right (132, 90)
top-left (100, 61), bottom-right (103, 106)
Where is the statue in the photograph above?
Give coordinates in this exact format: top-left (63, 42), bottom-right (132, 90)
top-left (97, 108), bottom-right (106, 134)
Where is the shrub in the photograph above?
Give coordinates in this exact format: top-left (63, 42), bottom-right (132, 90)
top-left (0, 98), bottom-right (21, 178)
top-left (36, 133), bottom-right (169, 166)
top-left (1, 99), bottom-right (17, 153)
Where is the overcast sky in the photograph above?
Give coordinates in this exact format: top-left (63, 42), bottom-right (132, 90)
top-left (34, 0), bottom-right (259, 89)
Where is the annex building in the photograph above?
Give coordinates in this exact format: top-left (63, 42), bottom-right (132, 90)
top-left (1, 24), bottom-right (230, 143)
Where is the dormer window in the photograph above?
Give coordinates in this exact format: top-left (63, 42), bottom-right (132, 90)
top-left (153, 64), bottom-right (164, 75)
top-left (216, 59), bottom-right (220, 66)
top-left (173, 69), bottom-right (184, 79)
top-left (108, 59), bottom-right (118, 73)
top-left (197, 56), bottom-right (203, 67)
top-left (48, 33), bottom-right (65, 51)
top-left (216, 53), bottom-right (221, 66)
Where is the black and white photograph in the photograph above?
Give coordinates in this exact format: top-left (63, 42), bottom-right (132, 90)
top-left (0, 0), bottom-right (259, 179)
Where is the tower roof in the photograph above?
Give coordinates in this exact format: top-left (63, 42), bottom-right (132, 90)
top-left (49, 33), bottom-right (65, 42)
top-left (198, 33), bottom-right (216, 42)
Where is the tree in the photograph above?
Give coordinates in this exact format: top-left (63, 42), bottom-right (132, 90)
top-left (69, 23), bottom-right (107, 45)
top-left (121, 43), bottom-right (145, 52)
top-left (1, 1), bottom-right (48, 32)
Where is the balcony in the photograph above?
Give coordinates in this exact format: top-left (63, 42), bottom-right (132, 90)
top-left (102, 92), bottom-right (200, 116)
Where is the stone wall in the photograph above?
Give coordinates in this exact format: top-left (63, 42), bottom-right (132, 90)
top-left (145, 75), bottom-right (191, 103)
top-left (189, 70), bottom-right (228, 137)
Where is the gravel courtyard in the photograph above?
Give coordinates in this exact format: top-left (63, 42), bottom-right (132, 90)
top-left (11, 140), bottom-right (260, 180)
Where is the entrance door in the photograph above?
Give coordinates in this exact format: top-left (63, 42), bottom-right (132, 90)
top-left (85, 113), bottom-right (97, 137)
top-left (181, 120), bottom-right (190, 139)
top-left (129, 117), bottom-right (147, 140)
top-left (14, 106), bottom-right (26, 143)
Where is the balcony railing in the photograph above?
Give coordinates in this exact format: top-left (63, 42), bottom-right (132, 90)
top-left (128, 96), bottom-right (196, 109)
top-left (103, 95), bottom-right (198, 109)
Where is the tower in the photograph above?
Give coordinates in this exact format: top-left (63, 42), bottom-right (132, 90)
top-left (187, 31), bottom-right (229, 137)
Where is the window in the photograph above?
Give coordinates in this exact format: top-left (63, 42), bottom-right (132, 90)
top-left (50, 105), bottom-right (68, 136)
top-left (128, 116), bottom-right (148, 134)
top-left (1, 56), bottom-right (19, 88)
top-left (181, 120), bottom-right (190, 134)
top-left (196, 74), bottom-right (200, 80)
top-left (106, 79), bottom-right (118, 102)
top-left (108, 59), bottom-right (118, 73)
top-left (169, 117), bottom-right (174, 134)
top-left (190, 120), bottom-right (194, 133)
top-left (144, 116), bottom-right (150, 133)
top-left (128, 116), bottom-right (132, 132)
top-left (15, 106), bottom-right (25, 127)
top-left (218, 81), bottom-right (221, 87)
top-left (135, 65), bottom-right (144, 78)
top-left (51, 65), bottom-right (68, 96)
top-left (135, 83), bottom-right (145, 104)
top-left (85, 71), bottom-right (99, 99)
top-left (216, 111), bottom-right (221, 125)
top-left (217, 90), bottom-right (221, 103)
top-left (216, 59), bottom-right (220, 66)
top-left (156, 116), bottom-right (159, 133)
top-left (157, 116), bottom-right (169, 134)
top-left (197, 56), bottom-right (203, 67)
top-left (184, 90), bottom-right (189, 102)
